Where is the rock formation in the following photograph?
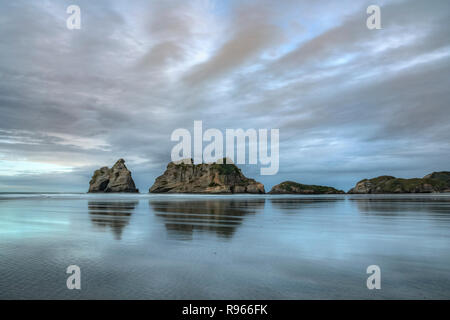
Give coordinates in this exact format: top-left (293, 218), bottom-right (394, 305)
top-left (269, 181), bottom-right (344, 194)
top-left (348, 172), bottom-right (450, 194)
top-left (88, 159), bottom-right (139, 193)
top-left (423, 171), bottom-right (450, 186)
top-left (149, 159), bottom-right (265, 194)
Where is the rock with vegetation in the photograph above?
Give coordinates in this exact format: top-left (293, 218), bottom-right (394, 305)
top-left (88, 159), bottom-right (139, 193)
top-left (348, 172), bottom-right (450, 194)
top-left (423, 171), bottom-right (450, 187)
top-left (269, 181), bottom-right (345, 194)
top-left (149, 159), bottom-right (265, 194)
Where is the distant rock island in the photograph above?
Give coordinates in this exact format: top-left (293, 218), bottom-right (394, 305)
top-left (348, 171), bottom-right (450, 194)
top-left (269, 181), bottom-right (344, 194)
top-left (88, 159), bottom-right (139, 193)
top-left (149, 159), bottom-right (265, 194)
top-left (87, 158), bottom-right (450, 195)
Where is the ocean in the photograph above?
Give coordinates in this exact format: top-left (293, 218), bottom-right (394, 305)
top-left (0, 193), bottom-right (449, 299)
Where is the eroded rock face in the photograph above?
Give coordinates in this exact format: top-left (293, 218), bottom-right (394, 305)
top-left (269, 181), bottom-right (344, 194)
top-left (423, 171), bottom-right (450, 188)
top-left (348, 176), bottom-right (396, 194)
top-left (88, 159), bottom-right (139, 193)
top-left (348, 173), bottom-right (450, 194)
top-left (149, 159), bottom-right (265, 194)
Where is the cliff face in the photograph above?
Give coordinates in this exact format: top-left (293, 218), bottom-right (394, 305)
top-left (348, 172), bottom-right (450, 194)
top-left (88, 159), bottom-right (139, 193)
top-left (269, 181), bottom-right (344, 194)
top-left (149, 159), bottom-right (265, 194)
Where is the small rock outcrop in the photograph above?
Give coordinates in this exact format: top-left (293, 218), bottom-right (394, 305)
top-left (88, 159), bottom-right (139, 193)
top-left (149, 159), bottom-right (265, 194)
top-left (348, 172), bottom-right (450, 194)
top-left (269, 181), bottom-right (344, 194)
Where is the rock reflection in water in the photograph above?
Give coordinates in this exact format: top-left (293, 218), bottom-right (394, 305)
top-left (150, 199), bottom-right (265, 240)
top-left (88, 201), bottom-right (138, 240)
top-left (270, 197), bottom-right (341, 211)
top-left (350, 196), bottom-right (450, 216)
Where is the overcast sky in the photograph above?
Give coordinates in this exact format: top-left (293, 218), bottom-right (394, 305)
top-left (0, 0), bottom-right (449, 192)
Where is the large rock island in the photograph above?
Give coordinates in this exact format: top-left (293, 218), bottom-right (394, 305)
top-left (269, 181), bottom-right (344, 194)
top-left (348, 171), bottom-right (450, 194)
top-left (88, 159), bottom-right (139, 193)
top-left (149, 159), bottom-right (265, 194)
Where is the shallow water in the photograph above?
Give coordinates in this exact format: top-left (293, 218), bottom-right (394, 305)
top-left (0, 193), bottom-right (449, 299)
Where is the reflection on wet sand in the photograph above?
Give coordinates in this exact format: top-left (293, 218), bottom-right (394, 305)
top-left (350, 196), bottom-right (450, 216)
top-left (150, 199), bottom-right (265, 240)
top-left (88, 201), bottom-right (138, 240)
top-left (270, 197), bottom-right (341, 211)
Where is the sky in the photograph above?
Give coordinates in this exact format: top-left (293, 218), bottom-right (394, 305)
top-left (0, 0), bottom-right (449, 192)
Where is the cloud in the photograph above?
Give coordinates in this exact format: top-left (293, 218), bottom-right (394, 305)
top-left (183, 4), bottom-right (284, 85)
top-left (0, 0), bottom-right (449, 192)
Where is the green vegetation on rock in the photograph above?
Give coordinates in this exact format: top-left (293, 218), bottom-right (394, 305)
top-left (211, 163), bottom-right (241, 175)
top-left (269, 181), bottom-right (344, 194)
top-left (349, 171), bottom-right (450, 194)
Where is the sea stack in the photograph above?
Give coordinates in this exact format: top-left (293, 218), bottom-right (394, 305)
top-left (149, 159), bottom-right (265, 194)
top-left (269, 181), bottom-right (344, 194)
top-left (348, 172), bottom-right (450, 194)
top-left (88, 159), bottom-right (139, 193)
